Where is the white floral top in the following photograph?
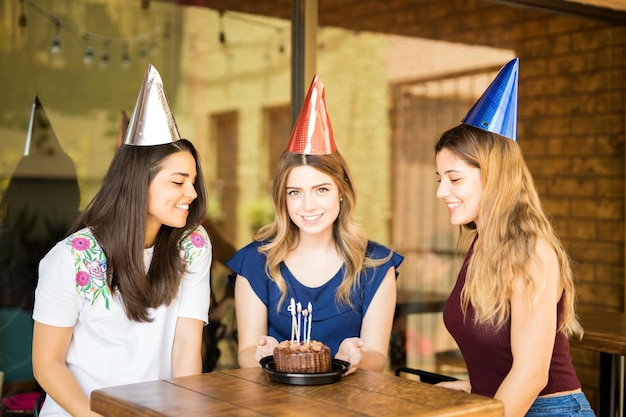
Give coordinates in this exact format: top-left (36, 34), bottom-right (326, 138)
top-left (33, 226), bottom-right (212, 417)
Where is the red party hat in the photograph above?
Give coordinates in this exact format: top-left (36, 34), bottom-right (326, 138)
top-left (286, 75), bottom-right (337, 154)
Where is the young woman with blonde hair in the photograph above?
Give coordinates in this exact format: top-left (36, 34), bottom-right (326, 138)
top-left (227, 76), bottom-right (403, 375)
top-left (435, 59), bottom-right (593, 417)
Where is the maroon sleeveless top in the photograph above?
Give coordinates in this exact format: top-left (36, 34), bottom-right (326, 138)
top-left (443, 236), bottom-right (581, 397)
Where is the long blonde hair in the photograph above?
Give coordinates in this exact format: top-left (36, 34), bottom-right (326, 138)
top-left (254, 150), bottom-right (390, 309)
top-left (435, 124), bottom-right (582, 338)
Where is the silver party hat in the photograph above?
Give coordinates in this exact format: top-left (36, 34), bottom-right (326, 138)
top-left (124, 64), bottom-right (181, 146)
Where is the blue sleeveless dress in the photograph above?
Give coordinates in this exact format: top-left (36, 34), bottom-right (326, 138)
top-left (227, 240), bottom-right (403, 355)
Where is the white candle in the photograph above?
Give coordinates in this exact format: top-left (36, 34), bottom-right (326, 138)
top-left (296, 302), bottom-right (302, 344)
top-left (302, 309), bottom-right (308, 346)
top-left (288, 298), bottom-right (296, 343)
top-left (307, 302), bottom-right (312, 344)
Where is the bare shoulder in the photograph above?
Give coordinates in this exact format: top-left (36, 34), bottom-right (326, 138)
top-left (533, 238), bottom-right (558, 269)
top-left (528, 238), bottom-right (561, 299)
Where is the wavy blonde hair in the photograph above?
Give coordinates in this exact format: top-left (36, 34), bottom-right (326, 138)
top-left (435, 124), bottom-right (582, 338)
top-left (254, 151), bottom-right (390, 310)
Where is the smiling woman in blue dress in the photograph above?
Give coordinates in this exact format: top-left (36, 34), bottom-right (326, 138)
top-left (227, 76), bottom-right (403, 376)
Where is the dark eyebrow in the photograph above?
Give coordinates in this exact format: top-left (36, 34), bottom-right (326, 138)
top-left (436, 169), bottom-right (463, 176)
top-left (286, 182), bottom-right (333, 189)
top-left (310, 182), bottom-right (333, 189)
top-left (170, 172), bottom-right (192, 177)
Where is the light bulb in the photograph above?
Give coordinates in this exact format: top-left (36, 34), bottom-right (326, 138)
top-left (83, 46), bottom-right (94, 64)
top-left (100, 50), bottom-right (109, 68)
top-left (121, 50), bottom-right (130, 68)
top-left (18, 0), bottom-right (27, 36)
top-left (51, 34), bottom-right (61, 54)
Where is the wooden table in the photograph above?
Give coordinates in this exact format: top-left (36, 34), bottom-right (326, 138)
top-left (91, 367), bottom-right (503, 416)
top-left (570, 310), bottom-right (626, 417)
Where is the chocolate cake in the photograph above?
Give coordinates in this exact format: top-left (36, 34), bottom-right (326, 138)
top-left (273, 340), bottom-right (331, 373)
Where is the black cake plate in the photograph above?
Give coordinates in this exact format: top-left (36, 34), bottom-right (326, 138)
top-left (260, 356), bottom-right (350, 385)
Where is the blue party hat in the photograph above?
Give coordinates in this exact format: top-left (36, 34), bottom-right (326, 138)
top-left (461, 58), bottom-right (519, 141)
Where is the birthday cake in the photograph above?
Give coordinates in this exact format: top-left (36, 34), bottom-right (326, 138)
top-left (273, 340), bottom-right (331, 373)
top-left (273, 299), bottom-right (332, 373)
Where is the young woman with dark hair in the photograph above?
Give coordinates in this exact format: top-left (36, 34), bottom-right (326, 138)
top-left (32, 65), bottom-right (212, 417)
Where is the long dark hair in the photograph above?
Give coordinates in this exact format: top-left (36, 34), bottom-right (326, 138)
top-left (71, 139), bottom-right (207, 321)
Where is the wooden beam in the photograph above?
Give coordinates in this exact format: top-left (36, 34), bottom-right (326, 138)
top-left (291, 0), bottom-right (317, 126)
top-left (485, 0), bottom-right (626, 24)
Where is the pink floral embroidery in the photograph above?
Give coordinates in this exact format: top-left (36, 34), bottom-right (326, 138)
top-left (71, 237), bottom-right (91, 251)
top-left (75, 271), bottom-right (90, 287)
top-left (68, 231), bottom-right (111, 309)
top-left (189, 231), bottom-right (206, 248)
top-left (180, 227), bottom-right (208, 266)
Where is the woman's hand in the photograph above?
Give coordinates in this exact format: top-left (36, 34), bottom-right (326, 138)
top-left (436, 379), bottom-right (471, 393)
top-left (254, 335), bottom-right (279, 363)
top-left (335, 337), bottom-right (364, 375)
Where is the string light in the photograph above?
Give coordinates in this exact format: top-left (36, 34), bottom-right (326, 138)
top-left (162, 21), bottom-right (171, 41)
top-left (218, 11), bottom-right (226, 46)
top-left (121, 44), bottom-right (130, 68)
top-left (100, 42), bottom-right (110, 68)
top-left (82, 34), bottom-right (94, 65)
top-left (138, 44), bottom-right (148, 59)
top-left (22, 0), bottom-right (165, 67)
top-left (50, 20), bottom-right (61, 54)
top-left (18, 0), bottom-right (27, 35)
top-left (83, 46), bottom-right (94, 64)
top-left (19, 1), bottom-right (293, 68)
